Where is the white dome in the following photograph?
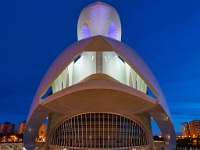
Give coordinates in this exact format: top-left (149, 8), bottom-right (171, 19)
top-left (77, 2), bottom-right (121, 41)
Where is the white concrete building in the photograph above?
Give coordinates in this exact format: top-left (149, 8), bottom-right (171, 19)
top-left (24, 2), bottom-right (176, 150)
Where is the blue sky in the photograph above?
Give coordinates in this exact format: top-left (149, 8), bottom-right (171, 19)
top-left (0, 0), bottom-right (200, 134)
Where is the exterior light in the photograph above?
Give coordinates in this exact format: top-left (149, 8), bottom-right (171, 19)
top-left (165, 142), bottom-right (169, 145)
top-left (28, 128), bottom-right (32, 132)
top-left (164, 116), bottom-right (168, 121)
top-left (166, 135), bottom-right (170, 140)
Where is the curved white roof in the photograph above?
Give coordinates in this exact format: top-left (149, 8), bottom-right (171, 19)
top-left (24, 35), bottom-right (175, 150)
top-left (28, 36), bottom-right (170, 117)
top-left (77, 2), bottom-right (121, 41)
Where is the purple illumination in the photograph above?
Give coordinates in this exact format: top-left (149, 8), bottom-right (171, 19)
top-left (108, 23), bottom-right (117, 40)
top-left (81, 25), bottom-right (91, 39)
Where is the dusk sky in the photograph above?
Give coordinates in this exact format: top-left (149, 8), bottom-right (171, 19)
top-left (1, 0), bottom-right (200, 134)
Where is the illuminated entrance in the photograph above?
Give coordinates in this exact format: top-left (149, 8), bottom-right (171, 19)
top-left (49, 113), bottom-right (150, 150)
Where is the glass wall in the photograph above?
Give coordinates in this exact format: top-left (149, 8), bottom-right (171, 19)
top-left (50, 51), bottom-right (148, 96)
top-left (49, 113), bottom-right (151, 150)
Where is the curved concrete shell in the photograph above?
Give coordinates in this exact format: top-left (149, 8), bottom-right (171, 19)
top-left (77, 2), bottom-right (121, 41)
top-left (24, 2), bottom-right (176, 150)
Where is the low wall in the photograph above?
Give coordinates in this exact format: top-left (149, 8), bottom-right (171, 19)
top-left (154, 141), bottom-right (165, 150)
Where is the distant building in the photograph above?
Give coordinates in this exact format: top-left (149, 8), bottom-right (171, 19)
top-left (17, 120), bottom-right (26, 134)
top-left (189, 120), bottom-right (200, 137)
top-left (7, 123), bottom-right (15, 134)
top-left (182, 120), bottom-right (200, 138)
top-left (0, 122), bottom-right (15, 134)
top-left (0, 124), bottom-right (3, 133)
top-left (182, 122), bottom-right (190, 137)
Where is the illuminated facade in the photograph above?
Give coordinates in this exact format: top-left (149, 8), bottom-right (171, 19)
top-left (189, 120), bottom-right (200, 137)
top-left (49, 113), bottom-right (150, 149)
top-left (24, 2), bottom-right (176, 150)
top-left (182, 122), bottom-right (189, 137)
top-left (181, 120), bottom-right (200, 138)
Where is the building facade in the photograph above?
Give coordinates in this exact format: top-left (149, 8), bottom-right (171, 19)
top-left (181, 120), bottom-right (200, 138)
top-left (17, 121), bottom-right (26, 135)
top-left (0, 122), bottom-right (15, 134)
top-left (0, 124), bottom-right (3, 134)
top-left (182, 122), bottom-right (189, 137)
top-left (24, 2), bottom-right (176, 150)
top-left (189, 120), bottom-right (200, 137)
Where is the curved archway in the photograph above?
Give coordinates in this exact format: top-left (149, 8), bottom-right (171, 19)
top-left (49, 113), bottom-right (152, 149)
